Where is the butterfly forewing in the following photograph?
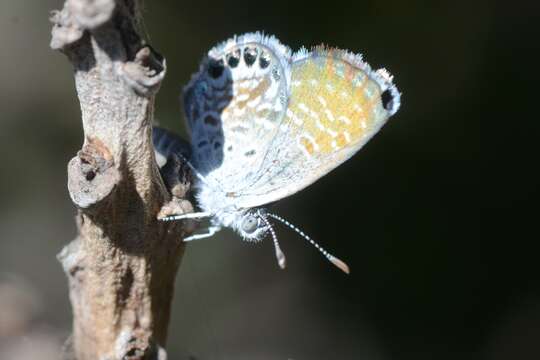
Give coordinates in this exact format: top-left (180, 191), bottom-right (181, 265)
top-left (232, 47), bottom-right (400, 208)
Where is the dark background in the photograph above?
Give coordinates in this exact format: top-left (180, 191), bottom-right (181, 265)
top-left (1, 1), bottom-right (539, 359)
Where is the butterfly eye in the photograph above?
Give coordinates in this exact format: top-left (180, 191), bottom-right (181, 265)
top-left (226, 49), bottom-right (240, 68)
top-left (241, 215), bottom-right (259, 234)
top-left (208, 59), bottom-right (224, 79)
top-left (243, 47), bottom-right (258, 67)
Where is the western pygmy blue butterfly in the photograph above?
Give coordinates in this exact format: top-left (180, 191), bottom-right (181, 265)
top-left (158, 32), bottom-right (401, 273)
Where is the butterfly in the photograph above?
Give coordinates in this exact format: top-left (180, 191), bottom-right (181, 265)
top-left (157, 32), bottom-right (400, 273)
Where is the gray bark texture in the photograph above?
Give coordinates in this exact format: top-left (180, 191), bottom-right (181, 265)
top-left (50, 1), bottom-right (194, 359)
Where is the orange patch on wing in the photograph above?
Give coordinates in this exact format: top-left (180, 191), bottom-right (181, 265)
top-left (234, 77), bottom-right (271, 110)
top-left (336, 133), bottom-right (348, 148)
top-left (287, 54), bottom-right (385, 155)
top-left (344, 62), bottom-right (356, 82)
top-left (300, 137), bottom-right (315, 155)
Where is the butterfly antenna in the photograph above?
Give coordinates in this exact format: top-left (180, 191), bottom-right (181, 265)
top-left (258, 210), bottom-right (286, 269)
top-left (266, 212), bottom-right (350, 274)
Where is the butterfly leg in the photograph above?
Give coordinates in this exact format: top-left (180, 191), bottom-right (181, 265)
top-left (184, 225), bottom-right (221, 242)
top-left (160, 211), bottom-right (212, 222)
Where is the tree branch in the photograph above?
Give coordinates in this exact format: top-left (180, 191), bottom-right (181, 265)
top-left (50, 1), bottom-right (193, 359)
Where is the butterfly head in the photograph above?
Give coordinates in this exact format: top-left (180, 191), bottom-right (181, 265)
top-left (230, 209), bottom-right (269, 242)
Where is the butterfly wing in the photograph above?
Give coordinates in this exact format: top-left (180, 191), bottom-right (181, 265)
top-left (183, 33), bottom-right (292, 192)
top-left (232, 47), bottom-right (401, 209)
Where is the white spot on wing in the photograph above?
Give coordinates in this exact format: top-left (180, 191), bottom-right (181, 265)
top-left (318, 96), bottom-right (327, 108)
top-left (233, 107), bottom-right (246, 117)
top-left (263, 120), bottom-right (275, 130)
top-left (338, 115), bottom-right (351, 124)
top-left (256, 102), bottom-right (273, 112)
top-left (298, 103), bottom-right (310, 114)
top-left (324, 108), bottom-right (335, 122)
top-left (286, 109), bottom-right (302, 125)
top-left (309, 108), bottom-right (320, 120)
top-left (255, 117), bottom-right (275, 130)
top-left (249, 79), bottom-right (261, 89)
top-left (236, 93), bottom-right (250, 102)
top-left (247, 95), bottom-right (262, 108)
top-left (237, 80), bottom-right (253, 89)
top-left (263, 81), bottom-right (279, 99)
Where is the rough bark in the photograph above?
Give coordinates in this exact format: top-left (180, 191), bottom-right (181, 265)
top-left (50, 1), bottom-right (193, 359)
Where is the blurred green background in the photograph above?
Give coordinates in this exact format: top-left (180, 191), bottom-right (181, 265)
top-left (1, 0), bottom-right (539, 359)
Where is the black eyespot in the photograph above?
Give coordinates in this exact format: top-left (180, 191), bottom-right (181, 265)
top-left (272, 66), bottom-right (280, 81)
top-left (244, 149), bottom-right (256, 157)
top-left (279, 92), bottom-right (287, 104)
top-left (381, 89), bottom-right (393, 111)
top-left (227, 145), bottom-right (233, 151)
top-left (259, 52), bottom-right (270, 69)
top-left (244, 47), bottom-right (258, 66)
top-left (204, 115), bottom-right (218, 126)
top-left (208, 59), bottom-right (224, 79)
top-left (226, 49), bottom-right (240, 68)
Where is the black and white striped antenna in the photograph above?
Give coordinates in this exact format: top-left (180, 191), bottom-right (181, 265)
top-left (264, 212), bottom-right (350, 274)
top-left (258, 211), bottom-right (286, 269)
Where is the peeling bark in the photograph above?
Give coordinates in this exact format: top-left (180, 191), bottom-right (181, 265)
top-left (51, 1), bottom-right (193, 359)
